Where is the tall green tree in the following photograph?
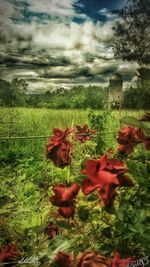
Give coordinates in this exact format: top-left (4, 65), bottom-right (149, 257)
top-left (113, 0), bottom-right (150, 66)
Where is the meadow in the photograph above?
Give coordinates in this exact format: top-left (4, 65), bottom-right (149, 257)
top-left (0, 107), bottom-right (150, 266)
top-left (0, 107), bottom-right (144, 160)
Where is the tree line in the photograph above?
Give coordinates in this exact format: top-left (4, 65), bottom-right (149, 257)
top-left (0, 80), bottom-right (108, 109)
top-left (0, 78), bottom-right (149, 109)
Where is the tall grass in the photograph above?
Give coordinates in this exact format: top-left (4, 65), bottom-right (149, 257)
top-left (0, 108), bottom-right (88, 161)
top-left (0, 107), bottom-right (145, 162)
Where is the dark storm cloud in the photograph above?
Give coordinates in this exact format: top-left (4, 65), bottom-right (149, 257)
top-left (0, 53), bottom-right (71, 68)
top-left (42, 66), bottom-right (92, 79)
top-left (84, 52), bottom-right (114, 63)
top-left (0, 0), bottom-right (137, 92)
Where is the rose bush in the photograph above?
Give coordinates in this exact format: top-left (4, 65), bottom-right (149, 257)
top-left (1, 117), bottom-right (150, 266)
top-left (47, 121), bottom-right (149, 267)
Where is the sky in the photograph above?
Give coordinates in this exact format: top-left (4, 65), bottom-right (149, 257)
top-left (0, 0), bottom-right (138, 93)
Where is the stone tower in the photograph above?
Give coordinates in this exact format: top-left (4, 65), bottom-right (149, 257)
top-left (109, 73), bottom-right (123, 108)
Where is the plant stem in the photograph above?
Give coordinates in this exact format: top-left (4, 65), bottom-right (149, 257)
top-left (90, 219), bottom-right (99, 242)
top-left (73, 219), bottom-right (91, 249)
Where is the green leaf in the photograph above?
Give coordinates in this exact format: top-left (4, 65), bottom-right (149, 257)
top-left (138, 209), bottom-right (146, 223)
top-left (31, 214), bottom-right (42, 227)
top-left (48, 235), bottom-right (70, 257)
top-left (140, 121), bottom-right (150, 136)
top-left (120, 116), bottom-right (142, 128)
top-left (115, 221), bottom-right (127, 232)
top-left (103, 205), bottom-right (116, 214)
top-left (101, 227), bottom-right (112, 238)
top-left (56, 221), bottom-right (73, 230)
top-left (78, 206), bottom-right (89, 222)
top-left (129, 224), bottom-right (144, 235)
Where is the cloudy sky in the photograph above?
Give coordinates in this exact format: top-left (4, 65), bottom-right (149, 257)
top-left (0, 0), bottom-right (138, 93)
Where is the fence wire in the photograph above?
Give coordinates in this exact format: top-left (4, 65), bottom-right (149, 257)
top-left (0, 131), bottom-right (119, 142)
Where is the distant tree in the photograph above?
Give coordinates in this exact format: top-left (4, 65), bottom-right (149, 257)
top-left (0, 78), bottom-right (28, 106)
top-left (0, 79), bottom-right (14, 106)
top-left (11, 78), bottom-right (28, 94)
top-left (123, 84), bottom-right (150, 109)
top-left (11, 78), bottom-right (28, 106)
top-left (84, 85), bottom-right (106, 109)
top-left (113, 0), bottom-right (150, 66)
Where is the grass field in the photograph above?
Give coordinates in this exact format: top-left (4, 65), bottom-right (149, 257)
top-left (0, 107), bottom-right (146, 162)
top-left (0, 107), bottom-right (145, 138)
top-left (0, 108), bottom-right (88, 161)
top-left (0, 107), bottom-right (145, 160)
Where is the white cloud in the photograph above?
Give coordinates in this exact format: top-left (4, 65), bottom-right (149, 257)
top-left (98, 8), bottom-right (117, 20)
top-left (28, 0), bottom-right (75, 16)
top-left (94, 21), bottom-right (114, 42)
top-left (27, 0), bottom-right (88, 20)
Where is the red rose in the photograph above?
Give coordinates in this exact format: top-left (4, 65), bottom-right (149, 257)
top-left (75, 124), bottom-right (96, 143)
top-left (51, 128), bottom-right (74, 141)
top-left (50, 184), bottom-right (80, 218)
top-left (117, 126), bottom-right (137, 155)
top-left (51, 184), bottom-right (80, 206)
top-left (105, 158), bottom-right (133, 187)
top-left (111, 251), bottom-right (133, 267)
top-left (99, 186), bottom-right (118, 207)
top-left (53, 251), bottom-right (72, 267)
top-left (59, 205), bottom-right (75, 218)
top-left (117, 125), bottom-right (150, 154)
top-left (44, 222), bottom-right (59, 238)
top-left (81, 155), bottom-right (133, 206)
top-left (0, 244), bottom-right (21, 262)
top-left (144, 138), bottom-right (150, 150)
top-left (76, 251), bottom-right (111, 267)
top-left (46, 128), bottom-right (74, 168)
top-left (117, 126), bottom-right (136, 144)
top-left (136, 128), bottom-right (150, 151)
top-left (46, 141), bottom-right (72, 168)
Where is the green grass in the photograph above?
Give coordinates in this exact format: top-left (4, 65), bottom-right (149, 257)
top-left (0, 107), bottom-right (146, 162)
top-left (0, 108), bottom-right (88, 161)
top-left (0, 107), bottom-right (88, 135)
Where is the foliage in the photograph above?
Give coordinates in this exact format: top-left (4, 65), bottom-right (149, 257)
top-left (88, 108), bottom-right (112, 154)
top-left (39, 85), bottom-right (107, 109)
top-left (123, 84), bottom-right (150, 109)
top-left (113, 0), bottom-right (150, 65)
top-left (0, 81), bottom-right (107, 109)
top-left (0, 78), bottom-right (28, 107)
